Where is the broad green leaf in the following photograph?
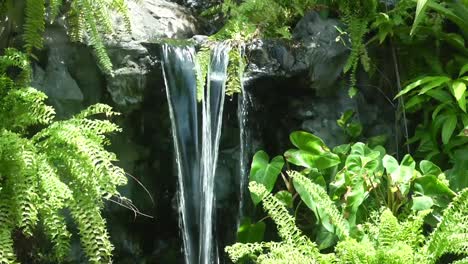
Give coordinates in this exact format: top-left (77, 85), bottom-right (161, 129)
top-left (432, 102), bottom-right (449, 120)
top-left (333, 144), bottom-right (351, 156)
top-left (237, 218), bottom-right (266, 243)
top-left (460, 63), bottom-right (468, 76)
top-left (350, 142), bottom-right (381, 160)
top-left (367, 135), bottom-right (388, 148)
top-left (249, 151), bottom-right (284, 205)
top-left (401, 154), bottom-right (416, 169)
top-left (284, 149), bottom-right (340, 170)
top-left (383, 155), bottom-right (414, 195)
top-left (411, 195), bottom-right (434, 211)
top-left (418, 76), bottom-right (451, 95)
top-left (275, 191), bottom-right (293, 208)
top-left (337, 110), bottom-right (354, 128)
top-left (347, 123), bottom-right (363, 138)
top-left (419, 160), bottom-right (442, 176)
top-left (383, 155), bottom-right (399, 174)
top-left (447, 157), bottom-right (468, 191)
top-left (405, 96), bottom-right (425, 110)
top-left (396, 76), bottom-right (439, 98)
top-left (293, 177), bottom-right (336, 233)
top-left (450, 80), bottom-right (467, 112)
top-left (441, 115), bottom-right (458, 144)
top-left (411, 0), bottom-right (429, 36)
top-left (289, 131), bottom-right (328, 154)
top-left (413, 175), bottom-right (455, 197)
top-left (426, 89), bottom-right (453, 102)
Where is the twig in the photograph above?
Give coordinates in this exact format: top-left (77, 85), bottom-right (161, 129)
top-left (390, 40), bottom-right (411, 154)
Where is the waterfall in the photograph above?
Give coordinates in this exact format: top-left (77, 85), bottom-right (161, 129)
top-left (161, 42), bottom-right (231, 264)
top-left (236, 46), bottom-right (251, 226)
top-left (161, 44), bottom-right (200, 264)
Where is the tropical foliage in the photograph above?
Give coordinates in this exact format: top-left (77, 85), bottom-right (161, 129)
top-left (226, 131), bottom-right (467, 263)
top-left (0, 1), bottom-right (133, 262)
top-left (0, 48), bottom-right (129, 264)
top-left (1, 0), bottom-right (134, 74)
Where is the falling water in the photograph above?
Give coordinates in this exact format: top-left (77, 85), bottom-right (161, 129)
top-left (161, 44), bottom-right (200, 264)
top-left (199, 42), bottom-right (230, 264)
top-left (161, 42), bottom-right (231, 264)
top-left (236, 45), bottom-right (251, 226)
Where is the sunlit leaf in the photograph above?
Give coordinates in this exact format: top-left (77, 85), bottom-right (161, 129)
top-left (450, 80), bottom-right (467, 112)
top-left (249, 151), bottom-right (284, 205)
top-left (441, 115), bottom-right (457, 144)
top-left (411, 0), bottom-right (429, 36)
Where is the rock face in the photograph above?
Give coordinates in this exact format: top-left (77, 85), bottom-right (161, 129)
top-left (245, 12), bottom-right (348, 95)
top-left (106, 0), bottom-right (198, 111)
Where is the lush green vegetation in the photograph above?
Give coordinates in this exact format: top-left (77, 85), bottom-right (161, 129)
top-left (215, 0), bottom-right (468, 263)
top-left (0, 1), bottom-right (132, 263)
top-left (1, 0), bottom-right (467, 263)
top-left (227, 131), bottom-right (467, 263)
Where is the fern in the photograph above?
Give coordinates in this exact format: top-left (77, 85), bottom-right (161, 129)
top-left (289, 170), bottom-right (350, 240)
top-left (225, 45), bottom-right (246, 97)
top-left (0, 48), bottom-right (130, 263)
top-left (196, 45), bottom-right (211, 102)
top-left (423, 188), bottom-right (468, 263)
top-left (18, 0), bottom-right (134, 73)
top-left (23, 0), bottom-right (46, 52)
top-left (226, 182), bottom-right (322, 263)
top-left (336, 0), bottom-right (377, 93)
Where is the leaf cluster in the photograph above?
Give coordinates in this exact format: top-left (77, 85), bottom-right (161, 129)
top-left (0, 48), bottom-right (129, 263)
top-left (227, 131), bottom-right (466, 263)
top-left (8, 0), bottom-right (135, 74)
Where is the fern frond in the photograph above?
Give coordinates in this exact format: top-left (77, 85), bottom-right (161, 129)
top-left (80, 0), bottom-right (113, 74)
top-left (23, 0), bottom-right (45, 52)
top-left (109, 0), bottom-right (132, 33)
top-left (67, 2), bottom-right (85, 42)
top-left (0, 189), bottom-right (17, 264)
top-left (249, 181), bottom-right (320, 260)
top-left (48, 0), bottom-right (63, 22)
top-left (424, 188), bottom-right (468, 263)
top-left (0, 87), bottom-right (55, 131)
top-left (452, 257), bottom-right (468, 264)
top-left (75, 103), bottom-right (119, 119)
top-left (225, 45), bottom-right (245, 96)
top-left (289, 170), bottom-right (350, 240)
top-left (226, 241), bottom-right (282, 263)
top-left (70, 196), bottom-right (113, 264)
top-left (93, 1), bottom-right (114, 35)
top-left (0, 48), bottom-right (32, 86)
top-left (377, 209), bottom-right (400, 247)
top-left (336, 238), bottom-right (376, 264)
top-left (196, 45), bottom-right (211, 102)
top-left (37, 158), bottom-right (72, 260)
top-left (0, 228), bottom-right (17, 264)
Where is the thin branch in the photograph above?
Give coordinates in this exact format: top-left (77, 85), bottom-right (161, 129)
top-left (390, 40), bottom-right (411, 154)
top-left (126, 172), bottom-right (154, 205)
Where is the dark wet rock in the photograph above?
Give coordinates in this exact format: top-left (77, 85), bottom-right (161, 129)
top-left (244, 11), bottom-right (348, 95)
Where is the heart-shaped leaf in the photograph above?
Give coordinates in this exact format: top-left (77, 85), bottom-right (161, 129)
top-left (275, 191), bottom-right (293, 208)
top-left (289, 131), bottom-right (328, 154)
top-left (249, 151), bottom-right (284, 205)
top-left (237, 218), bottom-right (266, 243)
top-left (411, 195), bottom-right (434, 211)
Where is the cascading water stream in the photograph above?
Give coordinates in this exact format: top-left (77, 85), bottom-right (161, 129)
top-left (161, 44), bottom-right (200, 264)
top-left (199, 43), bottom-right (231, 264)
top-left (236, 45), bottom-right (252, 227)
top-left (161, 42), bottom-right (231, 264)
top-left (237, 86), bottom-right (253, 225)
